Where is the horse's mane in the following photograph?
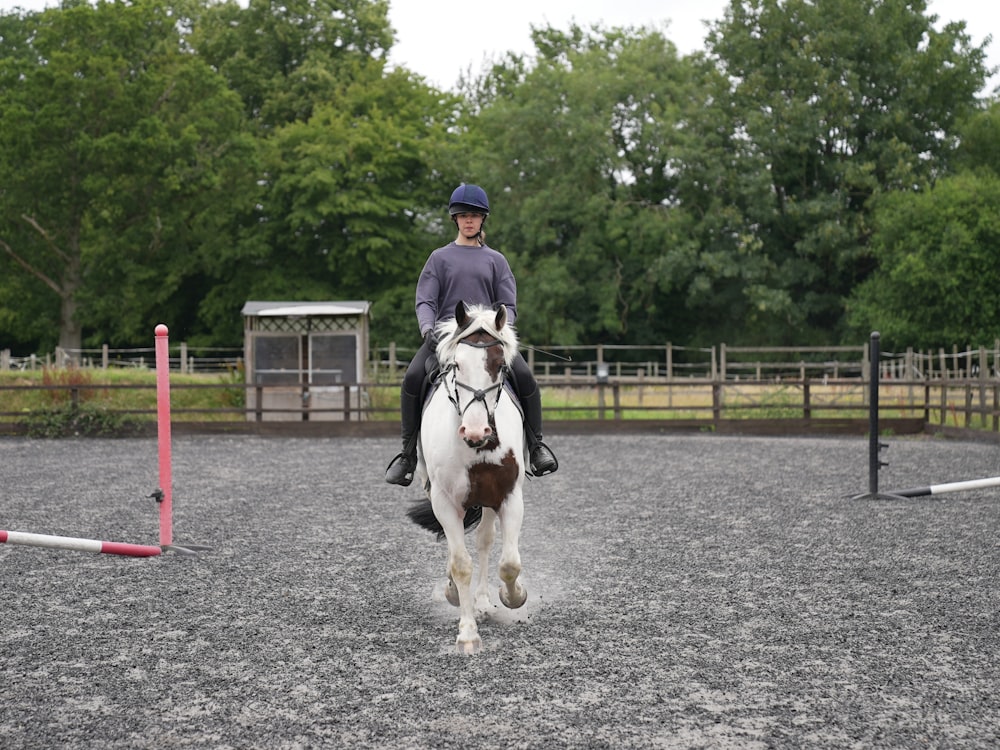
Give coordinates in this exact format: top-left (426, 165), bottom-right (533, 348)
top-left (434, 304), bottom-right (519, 367)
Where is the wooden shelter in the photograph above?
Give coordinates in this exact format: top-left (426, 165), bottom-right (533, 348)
top-left (241, 301), bottom-right (371, 421)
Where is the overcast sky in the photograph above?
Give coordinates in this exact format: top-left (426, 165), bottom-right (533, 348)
top-left (387, 0), bottom-right (998, 93)
top-left (1, 0), bottom-right (996, 93)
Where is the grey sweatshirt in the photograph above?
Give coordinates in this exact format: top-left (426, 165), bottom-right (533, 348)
top-left (414, 242), bottom-right (518, 337)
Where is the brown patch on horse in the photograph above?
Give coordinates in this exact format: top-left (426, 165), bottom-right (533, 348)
top-left (465, 449), bottom-right (520, 510)
top-left (461, 330), bottom-right (506, 381)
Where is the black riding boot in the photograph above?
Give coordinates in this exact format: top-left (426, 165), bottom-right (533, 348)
top-left (385, 387), bottom-right (421, 486)
top-left (522, 385), bottom-right (558, 476)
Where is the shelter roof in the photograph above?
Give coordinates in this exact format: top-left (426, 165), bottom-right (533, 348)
top-left (241, 301), bottom-right (371, 318)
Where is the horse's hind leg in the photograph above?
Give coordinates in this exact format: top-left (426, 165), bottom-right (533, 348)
top-left (474, 508), bottom-right (497, 612)
top-left (497, 491), bottom-right (527, 609)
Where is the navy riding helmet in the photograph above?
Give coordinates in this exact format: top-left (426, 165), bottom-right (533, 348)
top-left (448, 184), bottom-right (490, 216)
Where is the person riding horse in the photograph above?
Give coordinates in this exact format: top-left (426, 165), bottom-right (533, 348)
top-left (384, 184), bottom-right (558, 486)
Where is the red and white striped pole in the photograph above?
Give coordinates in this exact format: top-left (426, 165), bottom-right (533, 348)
top-left (155, 323), bottom-right (173, 548)
top-left (0, 530), bottom-right (161, 557)
top-left (2, 325), bottom-right (206, 558)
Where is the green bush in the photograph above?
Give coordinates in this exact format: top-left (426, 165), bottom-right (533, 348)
top-left (24, 403), bottom-right (144, 438)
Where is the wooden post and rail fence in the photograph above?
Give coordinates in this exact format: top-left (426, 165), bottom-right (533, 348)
top-left (2, 339), bottom-right (1000, 437)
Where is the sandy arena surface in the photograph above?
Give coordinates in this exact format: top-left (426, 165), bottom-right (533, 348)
top-left (1, 433), bottom-right (998, 749)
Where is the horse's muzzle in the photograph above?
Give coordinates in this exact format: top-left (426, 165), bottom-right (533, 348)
top-left (459, 424), bottom-right (491, 448)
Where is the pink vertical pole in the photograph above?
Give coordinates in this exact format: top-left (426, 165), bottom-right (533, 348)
top-left (155, 324), bottom-right (172, 548)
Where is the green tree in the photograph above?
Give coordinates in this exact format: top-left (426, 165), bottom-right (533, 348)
top-left (848, 101), bottom-right (1000, 347)
top-left (952, 99), bottom-right (1000, 176)
top-left (703, 0), bottom-right (991, 344)
top-left (188, 0), bottom-right (458, 348)
top-left (458, 25), bottom-right (710, 347)
top-left (195, 67), bottom-right (461, 347)
top-left (190, 0), bottom-right (393, 129)
top-left (0, 0), bottom-right (254, 353)
top-left (846, 171), bottom-right (1000, 348)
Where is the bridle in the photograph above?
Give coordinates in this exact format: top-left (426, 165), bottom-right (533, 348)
top-left (442, 334), bottom-right (507, 420)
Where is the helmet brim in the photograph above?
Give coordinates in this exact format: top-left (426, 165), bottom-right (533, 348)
top-left (449, 204), bottom-right (489, 216)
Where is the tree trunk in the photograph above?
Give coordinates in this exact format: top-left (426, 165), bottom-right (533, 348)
top-left (58, 236), bottom-right (83, 358)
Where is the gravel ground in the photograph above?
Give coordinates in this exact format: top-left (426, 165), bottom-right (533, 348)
top-left (1, 433), bottom-right (998, 749)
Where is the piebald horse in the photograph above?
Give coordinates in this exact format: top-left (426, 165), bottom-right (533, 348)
top-left (406, 301), bottom-right (527, 654)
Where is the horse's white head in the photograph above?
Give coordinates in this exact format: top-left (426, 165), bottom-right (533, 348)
top-left (435, 301), bottom-right (519, 448)
top-left (435, 301), bottom-right (518, 369)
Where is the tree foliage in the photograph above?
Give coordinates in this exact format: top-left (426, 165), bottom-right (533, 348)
top-left (848, 102), bottom-right (1000, 348)
top-left (847, 171), bottom-right (1000, 349)
top-left (0, 0), bottom-right (254, 350)
top-left (0, 0), bottom-right (995, 356)
top-left (456, 24), bottom-right (712, 346)
top-left (187, 0), bottom-right (458, 347)
top-left (701, 0), bottom-right (990, 344)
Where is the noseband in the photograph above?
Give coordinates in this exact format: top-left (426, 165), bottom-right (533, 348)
top-left (443, 334), bottom-right (507, 420)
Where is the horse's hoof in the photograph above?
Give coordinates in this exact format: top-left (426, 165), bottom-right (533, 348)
top-left (456, 634), bottom-right (482, 655)
top-left (445, 578), bottom-right (460, 607)
top-left (499, 583), bottom-right (527, 609)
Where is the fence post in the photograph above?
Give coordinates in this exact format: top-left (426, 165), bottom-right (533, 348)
top-left (102, 344), bottom-right (109, 369)
top-left (1, 349), bottom-right (8, 370)
top-left (180, 342), bottom-right (188, 374)
top-left (861, 340), bottom-right (870, 407)
top-left (803, 382), bottom-right (811, 419)
top-left (906, 347), bottom-right (915, 408)
top-left (666, 342), bottom-right (673, 381)
top-left (720, 343), bottom-right (727, 381)
top-left (979, 347), bottom-right (988, 427)
top-left (994, 385), bottom-right (999, 433)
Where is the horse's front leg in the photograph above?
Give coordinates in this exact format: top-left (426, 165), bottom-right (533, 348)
top-left (474, 508), bottom-right (497, 612)
top-left (497, 489), bottom-right (527, 609)
top-left (433, 495), bottom-right (482, 654)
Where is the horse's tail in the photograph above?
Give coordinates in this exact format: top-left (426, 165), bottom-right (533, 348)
top-left (406, 500), bottom-right (483, 541)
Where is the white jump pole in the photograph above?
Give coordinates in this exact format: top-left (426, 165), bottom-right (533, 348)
top-left (0, 530), bottom-right (161, 557)
top-left (887, 475), bottom-right (1000, 498)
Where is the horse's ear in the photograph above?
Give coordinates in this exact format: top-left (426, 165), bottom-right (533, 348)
top-left (494, 304), bottom-right (507, 331)
top-left (455, 300), bottom-right (470, 329)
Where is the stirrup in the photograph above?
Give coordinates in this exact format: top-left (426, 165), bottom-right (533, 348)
top-left (529, 442), bottom-right (558, 477)
top-left (385, 452), bottom-right (416, 486)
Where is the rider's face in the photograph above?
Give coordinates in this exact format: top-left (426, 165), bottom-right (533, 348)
top-left (455, 212), bottom-right (485, 236)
